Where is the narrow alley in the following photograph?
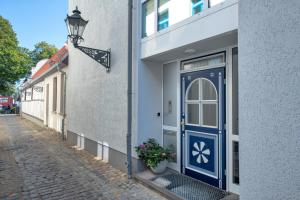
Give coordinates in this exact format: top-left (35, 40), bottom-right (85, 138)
top-left (0, 116), bottom-right (165, 200)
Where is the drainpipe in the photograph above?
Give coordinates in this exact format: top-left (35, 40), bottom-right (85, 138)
top-left (126, 0), bottom-right (133, 179)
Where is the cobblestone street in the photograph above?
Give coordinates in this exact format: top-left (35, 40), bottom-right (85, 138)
top-left (0, 116), bottom-right (165, 200)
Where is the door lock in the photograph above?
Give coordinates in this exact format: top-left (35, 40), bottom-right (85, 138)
top-left (180, 119), bottom-right (185, 125)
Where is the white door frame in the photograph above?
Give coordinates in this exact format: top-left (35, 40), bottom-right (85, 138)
top-left (162, 60), bottom-right (181, 172)
top-left (161, 45), bottom-right (239, 194)
top-left (226, 45), bottom-right (239, 194)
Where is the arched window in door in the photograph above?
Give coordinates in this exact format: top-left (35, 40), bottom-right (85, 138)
top-left (186, 78), bottom-right (218, 127)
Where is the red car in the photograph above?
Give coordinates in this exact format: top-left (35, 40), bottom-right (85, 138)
top-left (0, 96), bottom-right (13, 113)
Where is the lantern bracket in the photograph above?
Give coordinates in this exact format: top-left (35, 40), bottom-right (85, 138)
top-left (74, 44), bottom-right (111, 72)
top-left (65, 6), bottom-right (111, 72)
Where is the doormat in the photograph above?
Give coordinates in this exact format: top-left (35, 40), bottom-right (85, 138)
top-left (151, 174), bottom-right (226, 200)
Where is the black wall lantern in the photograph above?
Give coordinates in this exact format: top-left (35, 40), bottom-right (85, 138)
top-left (65, 6), bottom-right (111, 72)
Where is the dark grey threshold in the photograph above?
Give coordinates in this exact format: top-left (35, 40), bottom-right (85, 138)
top-left (134, 169), bottom-right (239, 200)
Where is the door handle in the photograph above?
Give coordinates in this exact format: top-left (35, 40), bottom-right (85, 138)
top-left (181, 118), bottom-right (185, 131)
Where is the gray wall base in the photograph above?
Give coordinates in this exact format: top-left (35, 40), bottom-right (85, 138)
top-left (66, 130), bottom-right (77, 146)
top-left (66, 130), bottom-right (147, 174)
top-left (84, 137), bottom-right (98, 156)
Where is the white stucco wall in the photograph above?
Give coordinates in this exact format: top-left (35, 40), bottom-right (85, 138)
top-left (67, 0), bottom-right (129, 154)
top-left (21, 101), bottom-right (44, 120)
top-left (44, 69), bottom-right (67, 133)
top-left (137, 60), bottom-right (163, 144)
top-left (239, 0), bottom-right (300, 199)
top-left (21, 81), bottom-right (44, 120)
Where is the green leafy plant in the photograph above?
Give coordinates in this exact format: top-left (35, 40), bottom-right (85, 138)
top-left (30, 41), bottom-right (58, 66)
top-left (0, 16), bottom-right (58, 95)
top-left (0, 16), bottom-right (32, 94)
top-left (135, 138), bottom-right (171, 168)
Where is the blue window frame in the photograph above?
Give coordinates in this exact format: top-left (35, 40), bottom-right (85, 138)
top-left (158, 10), bottom-right (169, 31)
top-left (191, 0), bottom-right (204, 15)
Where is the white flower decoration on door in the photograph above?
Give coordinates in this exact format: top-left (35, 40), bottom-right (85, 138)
top-left (192, 141), bottom-right (210, 164)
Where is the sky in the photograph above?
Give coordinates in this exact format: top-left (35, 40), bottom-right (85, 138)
top-left (0, 0), bottom-right (68, 50)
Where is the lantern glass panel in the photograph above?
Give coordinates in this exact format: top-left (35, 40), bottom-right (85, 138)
top-left (77, 19), bottom-right (88, 37)
top-left (65, 18), bottom-right (72, 36)
top-left (69, 17), bottom-right (79, 36)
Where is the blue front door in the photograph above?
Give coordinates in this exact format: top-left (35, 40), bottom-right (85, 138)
top-left (181, 67), bottom-right (226, 189)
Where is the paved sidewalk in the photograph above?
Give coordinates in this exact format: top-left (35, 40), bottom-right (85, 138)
top-left (0, 116), bottom-right (165, 200)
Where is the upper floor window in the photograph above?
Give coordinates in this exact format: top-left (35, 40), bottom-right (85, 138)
top-left (142, 0), bottom-right (155, 37)
top-left (159, 0), bottom-right (169, 8)
top-left (157, 0), bottom-right (169, 31)
top-left (142, 0), bottom-right (227, 38)
top-left (191, 0), bottom-right (204, 15)
top-left (158, 10), bottom-right (169, 31)
top-left (209, 0), bottom-right (225, 7)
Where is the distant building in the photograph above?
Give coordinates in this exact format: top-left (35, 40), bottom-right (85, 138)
top-left (20, 45), bottom-right (68, 134)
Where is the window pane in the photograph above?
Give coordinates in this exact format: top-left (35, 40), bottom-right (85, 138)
top-left (202, 103), bottom-right (217, 126)
top-left (158, 10), bottom-right (169, 31)
top-left (60, 74), bottom-right (65, 113)
top-left (142, 0), bottom-right (155, 37)
top-left (187, 104), bottom-right (199, 124)
top-left (181, 54), bottom-right (225, 71)
top-left (232, 141), bottom-right (239, 184)
top-left (53, 77), bottom-right (57, 112)
top-left (202, 79), bottom-right (217, 100)
top-left (163, 62), bottom-right (177, 126)
top-left (163, 129), bottom-right (177, 163)
top-left (191, 0), bottom-right (204, 15)
top-left (187, 80), bottom-right (199, 100)
top-left (208, 55), bottom-right (224, 65)
top-left (232, 47), bottom-right (239, 135)
top-left (209, 0), bottom-right (225, 7)
top-left (159, 0), bottom-right (169, 7)
top-left (26, 88), bottom-right (32, 101)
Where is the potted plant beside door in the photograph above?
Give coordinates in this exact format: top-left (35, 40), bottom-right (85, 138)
top-left (135, 138), bottom-right (171, 174)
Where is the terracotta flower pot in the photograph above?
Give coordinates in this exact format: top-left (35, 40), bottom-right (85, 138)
top-left (150, 160), bottom-right (168, 174)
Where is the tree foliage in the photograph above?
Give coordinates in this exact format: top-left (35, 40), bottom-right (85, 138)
top-left (30, 41), bottom-right (58, 67)
top-left (0, 16), bottom-right (32, 94)
top-left (0, 16), bottom-right (58, 95)
top-left (0, 82), bottom-right (15, 96)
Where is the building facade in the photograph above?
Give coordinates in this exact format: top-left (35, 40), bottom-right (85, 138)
top-left (66, 0), bottom-right (299, 199)
top-left (21, 80), bottom-right (44, 122)
top-left (136, 0), bottom-right (238, 193)
top-left (66, 0), bottom-right (130, 166)
top-left (239, 0), bottom-right (300, 199)
top-left (21, 46), bottom-right (68, 134)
